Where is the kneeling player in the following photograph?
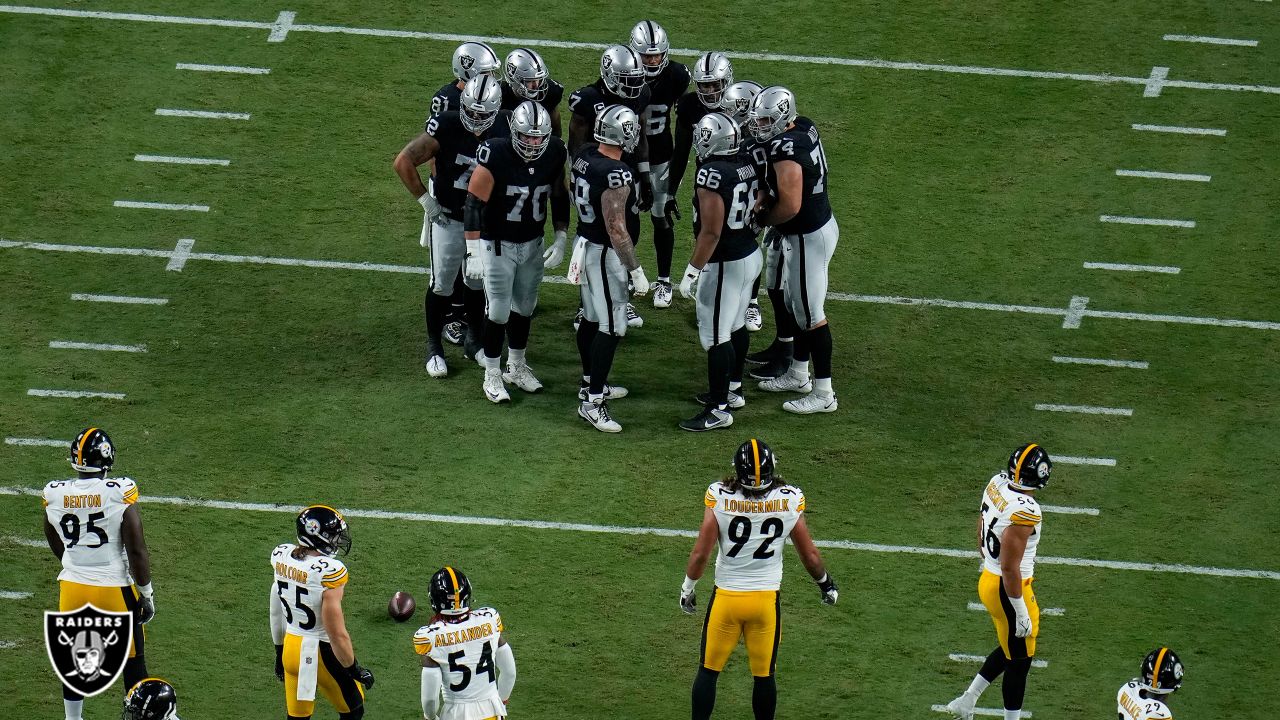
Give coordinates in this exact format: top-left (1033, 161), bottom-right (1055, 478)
top-left (677, 113), bottom-right (762, 432)
top-left (415, 567), bottom-right (516, 720)
top-left (1117, 648), bottom-right (1183, 720)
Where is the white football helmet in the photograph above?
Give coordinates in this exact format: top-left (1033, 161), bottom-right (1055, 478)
top-left (452, 41), bottom-right (500, 83)
top-left (746, 85), bottom-right (797, 142)
top-left (505, 47), bottom-right (550, 101)
top-left (600, 45), bottom-right (647, 99)
top-left (511, 101), bottom-right (552, 161)
top-left (629, 20), bottom-right (670, 77)
top-left (720, 81), bottom-right (763, 128)
top-left (692, 51), bottom-right (733, 108)
top-left (459, 75), bottom-right (502, 133)
top-left (692, 112), bottom-right (742, 162)
top-left (594, 104), bottom-right (641, 153)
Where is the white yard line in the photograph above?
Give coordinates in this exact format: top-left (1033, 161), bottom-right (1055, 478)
top-left (175, 62), bottom-right (269, 74)
top-left (0, 590), bottom-right (32, 600)
top-left (1143, 66), bottom-right (1169, 97)
top-left (1061, 295), bottom-right (1089, 330)
top-left (1040, 504), bottom-right (1101, 516)
top-left (2, 5), bottom-right (1280, 95)
top-left (0, 641), bottom-right (17, 649)
top-left (166, 238), bottom-right (196, 272)
top-left (1163, 34), bottom-right (1258, 47)
top-left (1052, 356), bottom-right (1148, 369)
top-left (70, 293), bottom-right (168, 305)
top-left (5, 437), bottom-right (69, 447)
top-left (154, 108), bottom-right (250, 120)
top-left (27, 389), bottom-right (126, 400)
top-left (1, 535), bottom-right (45, 547)
top-left (0, 485), bottom-right (1275, 579)
top-left (1054, 456), bottom-right (1118, 467)
top-left (1099, 215), bottom-right (1195, 228)
top-left (6, 238), bottom-right (1280, 331)
top-left (932, 704), bottom-right (1030, 718)
top-left (133, 154), bottom-right (230, 166)
top-left (114, 200), bottom-right (209, 212)
top-left (949, 653), bottom-right (1049, 669)
top-left (1116, 169), bottom-right (1211, 182)
top-left (49, 340), bottom-right (147, 353)
top-left (1131, 123), bottom-right (1226, 136)
top-left (969, 601), bottom-right (1065, 616)
top-left (1084, 262), bottom-right (1181, 274)
top-left (1035, 403), bottom-right (1134, 416)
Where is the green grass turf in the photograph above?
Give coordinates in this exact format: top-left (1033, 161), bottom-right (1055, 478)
top-left (2, 1), bottom-right (1279, 718)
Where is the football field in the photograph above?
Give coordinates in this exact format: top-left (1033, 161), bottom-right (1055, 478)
top-left (2, 1), bottom-right (1279, 717)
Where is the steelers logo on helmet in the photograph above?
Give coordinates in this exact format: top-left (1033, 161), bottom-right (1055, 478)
top-left (1006, 442), bottom-right (1052, 491)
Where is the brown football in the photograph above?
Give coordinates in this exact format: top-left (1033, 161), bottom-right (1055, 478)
top-left (388, 591), bottom-right (416, 622)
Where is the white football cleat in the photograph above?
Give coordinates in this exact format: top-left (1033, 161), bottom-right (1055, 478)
top-left (482, 368), bottom-right (510, 404)
top-left (652, 280), bottom-right (673, 309)
top-left (578, 384), bottom-right (628, 401)
top-left (626, 303), bottom-right (644, 328)
top-left (944, 694), bottom-right (975, 720)
top-left (783, 390), bottom-right (838, 414)
top-left (745, 303), bottom-right (763, 332)
top-left (757, 371), bottom-right (812, 393)
top-left (425, 354), bottom-right (448, 378)
top-left (578, 399), bottom-right (622, 433)
top-left (503, 363), bottom-right (544, 393)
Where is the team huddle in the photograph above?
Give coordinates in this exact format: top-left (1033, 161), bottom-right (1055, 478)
top-left (394, 20), bottom-right (841, 433)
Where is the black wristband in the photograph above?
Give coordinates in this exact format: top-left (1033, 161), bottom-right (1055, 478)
top-left (816, 573), bottom-right (837, 592)
top-left (463, 193), bottom-right (486, 234)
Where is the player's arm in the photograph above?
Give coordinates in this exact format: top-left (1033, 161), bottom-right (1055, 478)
top-left (690, 188), bottom-right (723, 267)
top-left (549, 105), bottom-right (563, 138)
top-left (269, 581), bottom-right (285, 680)
top-left (420, 654), bottom-right (443, 719)
top-left (394, 132), bottom-right (441, 198)
top-left (42, 516), bottom-right (64, 560)
top-left (119, 503), bottom-right (159, 623)
top-left (551, 164), bottom-right (570, 234)
top-left (635, 132), bottom-right (653, 210)
top-left (495, 633), bottom-right (517, 702)
top-left (568, 112), bottom-right (589, 158)
top-left (667, 115), bottom-right (693, 198)
top-left (999, 523), bottom-right (1035, 637)
top-left (463, 164), bottom-right (495, 241)
top-left (602, 184), bottom-right (639, 270)
top-left (322, 585), bottom-right (376, 688)
top-left (976, 514), bottom-right (985, 553)
top-left (761, 159), bottom-right (802, 226)
top-left (679, 508), bottom-right (719, 613)
top-left (789, 515), bottom-right (838, 604)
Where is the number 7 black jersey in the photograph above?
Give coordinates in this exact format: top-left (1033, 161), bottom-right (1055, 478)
top-left (571, 145), bottom-right (640, 246)
top-left (425, 110), bottom-right (511, 219)
top-left (568, 79), bottom-right (652, 130)
top-left (693, 156), bottom-right (761, 263)
top-left (704, 481), bottom-right (806, 591)
top-left (764, 116), bottom-right (832, 235)
top-left (476, 137), bottom-right (567, 243)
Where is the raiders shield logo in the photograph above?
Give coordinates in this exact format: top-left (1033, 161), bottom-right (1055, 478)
top-left (460, 54), bottom-right (475, 71)
top-left (45, 604), bottom-right (133, 697)
top-left (695, 126), bottom-right (713, 144)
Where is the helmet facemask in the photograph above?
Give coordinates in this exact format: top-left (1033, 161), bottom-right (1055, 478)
top-left (512, 102), bottom-right (552, 161)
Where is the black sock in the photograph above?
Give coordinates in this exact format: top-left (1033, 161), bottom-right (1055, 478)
top-left (449, 271), bottom-right (466, 323)
top-left (653, 216), bottom-right (675, 278)
top-left (768, 288), bottom-right (796, 340)
top-left (808, 323), bottom-right (833, 380)
top-left (506, 312), bottom-right (531, 352)
top-left (708, 342), bottom-right (733, 406)
top-left (691, 666), bottom-right (720, 720)
top-left (463, 287), bottom-right (485, 336)
top-left (577, 320), bottom-right (599, 379)
top-left (1002, 657), bottom-right (1032, 711)
top-left (979, 646), bottom-right (1009, 682)
top-left (793, 323), bottom-right (812, 364)
top-left (123, 655), bottom-right (147, 690)
top-left (750, 271), bottom-right (762, 300)
top-left (751, 675), bottom-right (777, 720)
top-left (589, 332), bottom-right (621, 395)
top-left (425, 290), bottom-right (448, 350)
top-left (730, 327), bottom-right (750, 384)
top-left (482, 319), bottom-right (505, 360)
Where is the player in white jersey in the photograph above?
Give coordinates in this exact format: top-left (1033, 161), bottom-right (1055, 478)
top-left (679, 439), bottom-right (838, 720)
top-left (1118, 647), bottom-right (1183, 720)
top-left (269, 505), bottom-right (374, 719)
top-left (947, 444), bottom-right (1053, 720)
top-left (42, 428), bottom-right (155, 720)
top-left (414, 567), bottom-right (517, 720)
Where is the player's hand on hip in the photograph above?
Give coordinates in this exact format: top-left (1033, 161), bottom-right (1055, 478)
top-left (418, 193), bottom-right (443, 223)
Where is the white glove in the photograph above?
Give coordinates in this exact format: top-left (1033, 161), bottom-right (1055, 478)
top-left (679, 576), bottom-right (697, 615)
top-left (629, 266), bottom-right (650, 297)
top-left (1009, 596), bottom-right (1032, 638)
top-left (418, 193), bottom-right (443, 223)
top-left (678, 263), bottom-right (700, 299)
top-left (465, 239), bottom-right (485, 280)
top-left (136, 582), bottom-right (156, 624)
top-left (543, 230), bottom-right (567, 269)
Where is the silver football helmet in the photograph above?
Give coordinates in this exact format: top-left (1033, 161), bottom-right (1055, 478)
top-left (692, 51), bottom-right (733, 108)
top-left (594, 104), bottom-right (642, 153)
top-left (452, 41), bottom-right (500, 82)
top-left (692, 112), bottom-right (742, 162)
top-left (720, 81), bottom-right (763, 128)
top-left (505, 48), bottom-right (550, 101)
top-left (459, 75), bottom-right (502, 133)
top-left (629, 20), bottom-right (670, 78)
top-left (747, 85), bottom-right (797, 142)
top-left (600, 45), bottom-right (646, 99)
top-left (511, 101), bottom-right (552, 161)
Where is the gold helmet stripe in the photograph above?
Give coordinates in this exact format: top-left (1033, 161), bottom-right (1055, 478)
top-left (311, 504), bottom-right (346, 521)
top-left (1151, 646), bottom-right (1169, 690)
top-left (1012, 443), bottom-right (1039, 486)
top-left (751, 439), bottom-right (761, 487)
top-left (76, 428), bottom-right (98, 466)
top-left (444, 566), bottom-right (461, 610)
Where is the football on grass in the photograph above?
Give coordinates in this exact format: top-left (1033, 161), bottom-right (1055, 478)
top-left (388, 591), bottom-right (415, 622)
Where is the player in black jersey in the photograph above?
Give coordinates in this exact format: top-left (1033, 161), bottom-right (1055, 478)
top-left (571, 105), bottom-right (651, 433)
top-left (464, 101), bottom-right (570, 404)
top-left (500, 48), bottom-right (565, 137)
top-left (666, 52), bottom-right (734, 216)
top-left (628, 20), bottom-right (690, 308)
top-left (394, 75), bottom-right (509, 378)
top-left (677, 113), bottom-right (764, 432)
top-left (750, 87), bottom-right (839, 415)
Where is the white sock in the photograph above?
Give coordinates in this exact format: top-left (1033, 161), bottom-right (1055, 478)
top-left (482, 354), bottom-right (501, 371)
top-left (1004, 709), bottom-right (1022, 720)
top-left (658, 276), bottom-right (670, 282)
top-left (789, 360), bottom-right (810, 379)
top-left (508, 348), bottom-right (526, 367)
top-left (588, 392), bottom-right (604, 405)
top-left (64, 699), bottom-right (83, 720)
top-left (814, 377), bottom-right (833, 394)
top-left (581, 375), bottom-right (591, 385)
top-left (748, 300), bottom-right (759, 307)
top-left (966, 674), bottom-right (990, 698)
top-left (729, 381), bottom-right (742, 392)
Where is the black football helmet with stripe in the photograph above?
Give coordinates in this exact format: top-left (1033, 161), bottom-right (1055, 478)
top-left (296, 505), bottom-right (351, 557)
top-left (122, 677), bottom-right (178, 720)
top-left (1141, 647), bottom-right (1184, 694)
top-left (734, 439), bottom-right (777, 492)
top-left (1007, 443), bottom-right (1052, 491)
top-left (70, 427), bottom-right (115, 474)
top-left (429, 566), bottom-right (473, 617)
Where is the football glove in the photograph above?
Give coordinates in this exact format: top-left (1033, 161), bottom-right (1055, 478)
top-left (274, 644), bottom-right (285, 682)
top-left (629, 266), bottom-right (650, 298)
top-left (346, 659), bottom-right (375, 689)
top-left (663, 198), bottom-right (681, 222)
top-left (637, 173), bottom-right (654, 212)
top-left (1010, 596), bottom-right (1032, 638)
top-left (418, 192), bottom-right (443, 223)
top-left (816, 573), bottom-right (839, 605)
top-left (679, 576), bottom-right (698, 615)
top-left (464, 239), bottom-right (485, 280)
top-left (136, 583), bottom-right (156, 624)
top-left (543, 230), bottom-right (567, 269)
top-left (678, 264), bottom-right (700, 299)
top-left (763, 227), bottom-right (782, 248)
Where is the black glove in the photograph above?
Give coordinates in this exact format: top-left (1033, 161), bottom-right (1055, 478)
top-left (637, 173), bottom-right (654, 212)
top-left (816, 573), bottom-right (839, 605)
top-left (663, 197), bottom-right (681, 221)
top-left (274, 644), bottom-right (285, 681)
top-left (345, 659), bottom-right (375, 689)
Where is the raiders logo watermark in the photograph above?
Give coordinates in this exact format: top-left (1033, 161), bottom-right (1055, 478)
top-left (45, 604), bottom-right (133, 697)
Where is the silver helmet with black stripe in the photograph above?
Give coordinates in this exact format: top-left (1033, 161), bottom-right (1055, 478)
top-left (511, 101), bottom-right (553, 161)
top-left (692, 51), bottom-right (733, 108)
top-left (459, 75), bottom-right (502, 133)
top-left (594, 104), bottom-right (642, 153)
top-left (600, 44), bottom-right (647, 99)
top-left (451, 41), bottom-right (500, 82)
top-left (505, 47), bottom-right (551, 101)
top-left (629, 20), bottom-right (670, 77)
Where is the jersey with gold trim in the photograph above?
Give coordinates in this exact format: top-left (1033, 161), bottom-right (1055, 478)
top-left (979, 473), bottom-right (1042, 577)
top-left (1117, 680), bottom-right (1174, 720)
top-left (43, 476), bottom-right (139, 586)
top-left (270, 543), bottom-right (349, 641)
top-left (705, 482), bottom-right (806, 591)
top-left (413, 607), bottom-right (506, 707)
